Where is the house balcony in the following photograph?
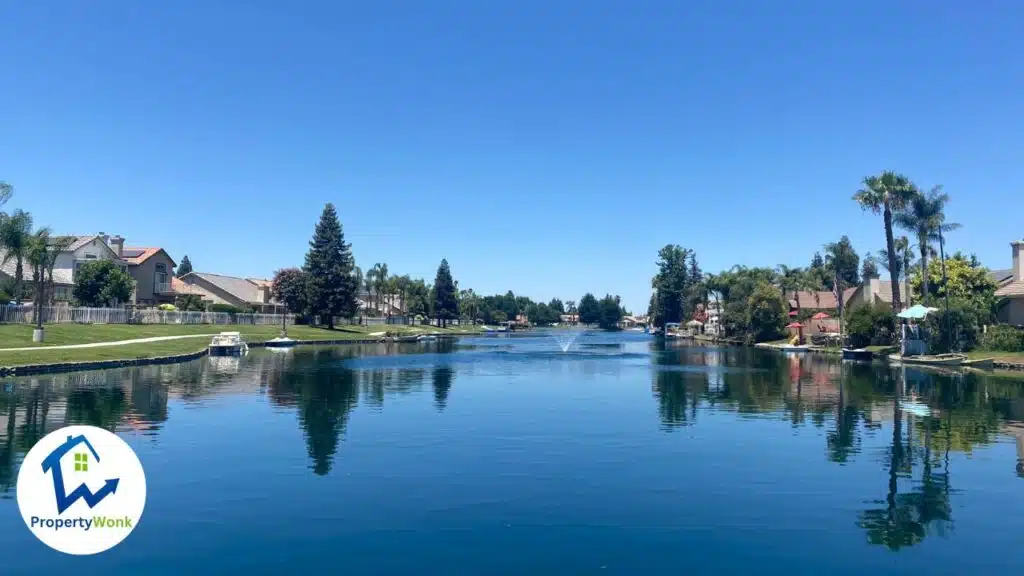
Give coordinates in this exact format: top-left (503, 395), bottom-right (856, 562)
top-left (155, 282), bottom-right (175, 294)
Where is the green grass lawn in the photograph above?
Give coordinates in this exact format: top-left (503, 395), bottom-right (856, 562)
top-left (967, 350), bottom-right (1024, 365)
top-left (0, 322), bottom-right (482, 367)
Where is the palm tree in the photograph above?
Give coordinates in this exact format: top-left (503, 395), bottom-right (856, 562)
top-left (0, 209), bottom-right (35, 304)
top-left (895, 185), bottom-right (961, 304)
top-left (853, 172), bottom-right (915, 312)
top-left (0, 181), bottom-right (12, 207)
top-left (776, 265), bottom-right (806, 316)
top-left (375, 263), bottom-right (389, 317)
top-left (26, 229), bottom-right (62, 329)
top-left (566, 300), bottom-right (577, 325)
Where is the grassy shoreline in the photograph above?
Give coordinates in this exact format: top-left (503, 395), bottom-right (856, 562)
top-left (0, 323), bottom-right (482, 368)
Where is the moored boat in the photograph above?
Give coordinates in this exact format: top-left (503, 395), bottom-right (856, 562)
top-left (963, 357), bottom-right (995, 370)
top-left (265, 336), bottom-right (297, 348)
top-left (889, 353), bottom-right (968, 367)
top-left (841, 348), bottom-right (873, 362)
top-left (209, 332), bottom-right (249, 356)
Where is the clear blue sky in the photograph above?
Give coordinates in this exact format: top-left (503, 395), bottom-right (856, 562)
top-left (2, 1), bottom-right (1021, 313)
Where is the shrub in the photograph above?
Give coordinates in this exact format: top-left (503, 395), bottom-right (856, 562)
top-left (925, 301), bottom-right (983, 353)
top-left (845, 305), bottom-right (896, 349)
top-left (981, 324), bottom-right (1024, 352)
top-left (209, 303), bottom-right (246, 316)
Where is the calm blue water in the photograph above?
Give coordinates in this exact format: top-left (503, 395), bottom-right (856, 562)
top-left (1, 331), bottom-right (1023, 574)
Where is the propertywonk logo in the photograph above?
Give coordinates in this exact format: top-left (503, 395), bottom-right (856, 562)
top-left (17, 425), bottom-right (147, 555)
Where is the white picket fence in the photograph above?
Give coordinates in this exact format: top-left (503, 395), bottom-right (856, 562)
top-left (0, 305), bottom-right (294, 326)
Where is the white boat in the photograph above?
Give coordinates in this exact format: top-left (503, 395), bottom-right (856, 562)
top-left (417, 334), bottom-right (438, 342)
top-left (265, 336), bottom-right (297, 348)
top-left (209, 332), bottom-right (249, 356)
top-left (780, 345), bottom-right (810, 353)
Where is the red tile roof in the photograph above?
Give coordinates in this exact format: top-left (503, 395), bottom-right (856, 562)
top-left (122, 247), bottom-right (176, 267)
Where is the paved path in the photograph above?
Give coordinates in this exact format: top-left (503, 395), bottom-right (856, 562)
top-left (0, 333), bottom-right (219, 352)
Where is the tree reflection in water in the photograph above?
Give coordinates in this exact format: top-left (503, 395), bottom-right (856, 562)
top-left (650, 343), bottom-right (1024, 551)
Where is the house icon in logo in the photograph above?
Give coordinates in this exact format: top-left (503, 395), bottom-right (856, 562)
top-left (41, 435), bottom-right (120, 515)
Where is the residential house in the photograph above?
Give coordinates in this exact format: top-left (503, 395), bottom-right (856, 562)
top-left (176, 271), bottom-right (284, 313)
top-left (995, 240), bottom-right (1024, 326)
top-left (0, 233), bottom-right (127, 303)
top-left (844, 276), bottom-right (910, 313)
top-left (559, 313), bottom-right (579, 324)
top-left (786, 288), bottom-right (856, 314)
top-left (109, 238), bottom-right (178, 306)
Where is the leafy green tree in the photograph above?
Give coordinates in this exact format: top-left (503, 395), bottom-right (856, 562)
top-left (910, 252), bottom-right (995, 316)
top-left (845, 304), bottom-right (896, 348)
top-left (745, 282), bottom-right (786, 342)
top-left (548, 298), bottom-right (565, 315)
top-left (72, 259), bottom-right (135, 307)
top-left (861, 255), bottom-right (879, 279)
top-left (854, 171), bottom-right (915, 311)
top-left (303, 203), bottom-right (358, 328)
top-left (824, 235), bottom-right (860, 290)
top-left (578, 293), bottom-right (600, 325)
top-left (432, 259), bottom-right (458, 327)
top-left (272, 267), bottom-right (309, 317)
top-left (491, 310), bottom-right (507, 324)
top-left (175, 254), bottom-right (193, 277)
top-left (598, 294), bottom-right (624, 330)
top-left (405, 278), bottom-right (431, 318)
top-left (650, 245), bottom-right (703, 327)
top-left (0, 209), bottom-right (34, 303)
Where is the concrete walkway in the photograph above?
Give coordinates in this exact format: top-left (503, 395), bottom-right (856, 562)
top-left (0, 333), bottom-right (218, 352)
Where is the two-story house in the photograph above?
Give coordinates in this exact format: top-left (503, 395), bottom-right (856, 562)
top-left (0, 233), bottom-right (128, 303)
top-left (107, 236), bottom-right (178, 306)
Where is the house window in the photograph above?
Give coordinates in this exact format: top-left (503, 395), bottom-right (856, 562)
top-left (155, 263), bottom-right (166, 273)
top-left (74, 453), bottom-right (88, 472)
top-left (85, 254), bottom-right (97, 260)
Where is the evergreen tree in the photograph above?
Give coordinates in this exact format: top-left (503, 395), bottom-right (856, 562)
top-left (176, 254), bottom-right (193, 277)
top-left (432, 258), bottom-right (458, 328)
top-left (303, 203), bottom-right (357, 328)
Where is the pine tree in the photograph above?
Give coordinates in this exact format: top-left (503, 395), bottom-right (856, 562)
top-left (303, 203), bottom-right (357, 328)
top-left (432, 258), bottom-right (458, 328)
top-left (176, 254), bottom-right (193, 277)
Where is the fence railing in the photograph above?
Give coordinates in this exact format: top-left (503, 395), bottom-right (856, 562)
top-left (0, 305), bottom-right (295, 326)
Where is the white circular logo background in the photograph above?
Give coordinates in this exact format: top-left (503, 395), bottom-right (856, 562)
top-left (17, 425), bottom-right (147, 555)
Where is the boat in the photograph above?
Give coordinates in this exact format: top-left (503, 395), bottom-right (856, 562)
top-left (963, 357), bottom-right (995, 370)
top-left (779, 345), bottom-right (810, 353)
top-left (841, 348), bottom-right (873, 362)
top-left (889, 353), bottom-right (968, 367)
top-left (417, 334), bottom-right (438, 342)
top-left (208, 332), bottom-right (249, 356)
top-left (265, 336), bottom-right (297, 348)
top-left (392, 335), bottom-right (419, 343)
top-left (664, 322), bottom-right (681, 339)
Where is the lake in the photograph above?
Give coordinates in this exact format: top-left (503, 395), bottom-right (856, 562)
top-left (1, 331), bottom-right (1023, 574)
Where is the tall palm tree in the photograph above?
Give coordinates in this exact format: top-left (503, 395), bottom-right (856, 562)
top-left (853, 171), bottom-right (915, 312)
top-left (375, 263), bottom-right (389, 317)
top-left (0, 181), bottom-right (12, 207)
top-left (776, 265), bottom-right (804, 316)
top-left (895, 185), bottom-right (961, 304)
top-left (0, 209), bottom-right (35, 304)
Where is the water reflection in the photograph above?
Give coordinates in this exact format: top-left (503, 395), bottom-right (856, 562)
top-left (0, 338), bottom-right (1021, 559)
top-left (650, 342), bottom-right (1024, 550)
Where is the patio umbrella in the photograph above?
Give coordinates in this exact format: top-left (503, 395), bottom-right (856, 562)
top-left (788, 310), bottom-right (799, 316)
top-left (785, 321), bottom-right (805, 344)
top-left (897, 304), bottom-right (939, 320)
top-left (811, 312), bottom-right (830, 320)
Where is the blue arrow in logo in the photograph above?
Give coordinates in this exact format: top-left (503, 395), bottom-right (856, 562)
top-left (41, 435), bottom-right (120, 514)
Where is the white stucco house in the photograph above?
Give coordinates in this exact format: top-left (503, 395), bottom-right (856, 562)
top-left (0, 233), bottom-right (128, 302)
